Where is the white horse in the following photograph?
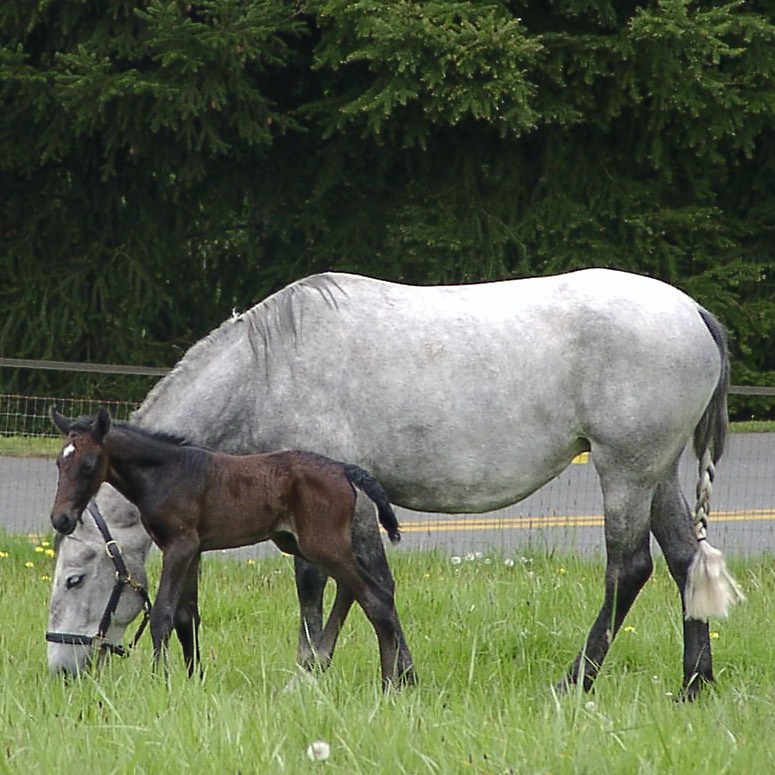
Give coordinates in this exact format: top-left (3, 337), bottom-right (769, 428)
top-left (47, 268), bottom-right (743, 698)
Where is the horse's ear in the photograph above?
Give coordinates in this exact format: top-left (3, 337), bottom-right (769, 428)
top-left (92, 406), bottom-right (111, 442)
top-left (50, 407), bottom-right (72, 436)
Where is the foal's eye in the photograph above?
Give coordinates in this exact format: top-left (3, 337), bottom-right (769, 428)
top-left (65, 574), bottom-right (85, 590)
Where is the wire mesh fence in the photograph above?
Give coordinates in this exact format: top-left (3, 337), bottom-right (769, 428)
top-left (0, 394), bottom-right (138, 437)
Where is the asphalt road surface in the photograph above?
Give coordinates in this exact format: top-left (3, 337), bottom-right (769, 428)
top-left (2, 433), bottom-right (773, 558)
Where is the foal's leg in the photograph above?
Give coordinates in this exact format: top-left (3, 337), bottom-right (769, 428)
top-left (650, 467), bottom-right (713, 700)
top-left (150, 535), bottom-right (199, 676)
top-left (307, 490), bottom-right (386, 668)
top-left (558, 477), bottom-right (654, 694)
top-left (174, 552), bottom-right (202, 678)
top-left (334, 558), bottom-right (415, 689)
top-left (300, 521), bottom-right (415, 688)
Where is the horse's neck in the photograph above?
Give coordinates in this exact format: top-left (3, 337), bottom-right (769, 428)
top-left (133, 321), bottom-right (262, 452)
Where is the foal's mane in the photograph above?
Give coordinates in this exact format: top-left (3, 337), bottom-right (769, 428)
top-left (136, 273), bottom-right (348, 417)
top-left (112, 421), bottom-right (194, 449)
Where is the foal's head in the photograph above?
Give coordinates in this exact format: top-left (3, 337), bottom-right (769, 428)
top-left (50, 407), bottom-right (112, 535)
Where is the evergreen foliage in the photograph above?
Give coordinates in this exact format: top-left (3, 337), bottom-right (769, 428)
top-left (1, 0), bottom-right (773, 416)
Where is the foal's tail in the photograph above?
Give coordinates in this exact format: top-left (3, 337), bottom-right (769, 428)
top-left (343, 464), bottom-right (401, 544)
top-left (685, 308), bottom-right (745, 620)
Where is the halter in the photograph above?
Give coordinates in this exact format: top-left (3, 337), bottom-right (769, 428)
top-left (46, 501), bottom-right (153, 658)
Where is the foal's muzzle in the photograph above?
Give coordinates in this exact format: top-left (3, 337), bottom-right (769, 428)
top-left (51, 512), bottom-right (79, 535)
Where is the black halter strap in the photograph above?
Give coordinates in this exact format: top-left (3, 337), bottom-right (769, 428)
top-left (46, 501), bottom-right (153, 657)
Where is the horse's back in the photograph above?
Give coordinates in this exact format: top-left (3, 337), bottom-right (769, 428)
top-left (251, 270), bottom-right (721, 510)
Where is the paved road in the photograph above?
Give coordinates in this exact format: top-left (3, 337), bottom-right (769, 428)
top-left (2, 433), bottom-right (773, 557)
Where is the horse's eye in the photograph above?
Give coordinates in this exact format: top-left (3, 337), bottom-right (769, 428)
top-left (65, 574), bottom-right (85, 590)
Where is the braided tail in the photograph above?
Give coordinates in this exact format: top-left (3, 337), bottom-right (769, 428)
top-left (684, 309), bottom-right (745, 621)
top-left (343, 464), bottom-right (401, 544)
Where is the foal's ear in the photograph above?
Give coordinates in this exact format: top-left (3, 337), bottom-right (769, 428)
top-left (50, 407), bottom-right (73, 437)
top-left (92, 406), bottom-right (111, 442)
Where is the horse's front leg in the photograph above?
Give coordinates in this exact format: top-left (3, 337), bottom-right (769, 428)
top-left (293, 556), bottom-right (328, 669)
top-left (151, 537), bottom-right (198, 678)
top-left (174, 552), bottom-right (202, 678)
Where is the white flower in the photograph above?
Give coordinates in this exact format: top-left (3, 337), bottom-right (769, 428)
top-left (306, 740), bottom-right (331, 762)
top-left (451, 556), bottom-right (462, 565)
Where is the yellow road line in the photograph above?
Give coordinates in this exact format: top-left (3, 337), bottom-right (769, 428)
top-left (399, 509), bottom-right (775, 533)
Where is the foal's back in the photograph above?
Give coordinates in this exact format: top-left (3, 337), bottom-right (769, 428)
top-left (193, 449), bottom-right (356, 552)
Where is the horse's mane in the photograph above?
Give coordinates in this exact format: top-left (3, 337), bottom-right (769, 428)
top-left (135, 273), bottom-right (349, 420)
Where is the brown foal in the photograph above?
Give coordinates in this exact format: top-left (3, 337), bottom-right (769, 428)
top-left (50, 407), bottom-right (415, 688)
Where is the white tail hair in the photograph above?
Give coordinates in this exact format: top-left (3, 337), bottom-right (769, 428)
top-left (684, 450), bottom-right (745, 620)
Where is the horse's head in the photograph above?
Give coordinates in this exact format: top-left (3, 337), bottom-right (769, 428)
top-left (47, 486), bottom-right (152, 675)
top-left (50, 406), bottom-right (112, 535)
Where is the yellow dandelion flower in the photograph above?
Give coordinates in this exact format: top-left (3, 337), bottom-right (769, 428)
top-left (24, 561), bottom-right (35, 569)
top-left (0, 551), bottom-right (8, 559)
top-left (710, 631), bottom-right (720, 640)
top-left (45, 548), bottom-right (55, 558)
top-left (558, 567), bottom-right (567, 575)
top-left (41, 540), bottom-right (51, 547)
top-left (623, 625), bottom-right (636, 633)
top-left (40, 575), bottom-right (51, 582)
top-left (35, 546), bottom-right (45, 553)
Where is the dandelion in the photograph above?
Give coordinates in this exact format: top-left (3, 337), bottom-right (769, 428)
top-left (246, 559), bottom-right (256, 566)
top-left (306, 740), bottom-right (331, 762)
top-left (24, 561), bottom-right (34, 569)
top-left (35, 546), bottom-right (45, 553)
top-left (504, 558), bottom-right (515, 568)
top-left (0, 551), bottom-right (8, 559)
top-left (710, 631), bottom-right (720, 640)
top-left (44, 548), bottom-right (55, 558)
top-left (451, 556), bottom-right (462, 565)
top-left (558, 567), bottom-right (567, 575)
top-left (623, 625), bottom-right (636, 634)
top-left (40, 540), bottom-right (51, 547)
top-left (40, 575), bottom-right (51, 582)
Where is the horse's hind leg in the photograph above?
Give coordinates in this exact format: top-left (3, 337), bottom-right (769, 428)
top-left (174, 552), bottom-right (202, 678)
top-left (558, 478), bottom-right (654, 694)
top-left (650, 466), bottom-right (713, 700)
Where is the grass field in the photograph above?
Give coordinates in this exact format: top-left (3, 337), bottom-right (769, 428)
top-left (1, 530), bottom-right (773, 774)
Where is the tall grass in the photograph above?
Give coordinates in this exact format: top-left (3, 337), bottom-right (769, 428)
top-left (1, 531), bottom-right (774, 774)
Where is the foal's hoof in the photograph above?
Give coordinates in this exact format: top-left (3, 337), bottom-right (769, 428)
top-left (383, 666), bottom-right (417, 692)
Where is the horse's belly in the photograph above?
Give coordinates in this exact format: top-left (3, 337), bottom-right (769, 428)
top-left (376, 436), bottom-right (585, 513)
